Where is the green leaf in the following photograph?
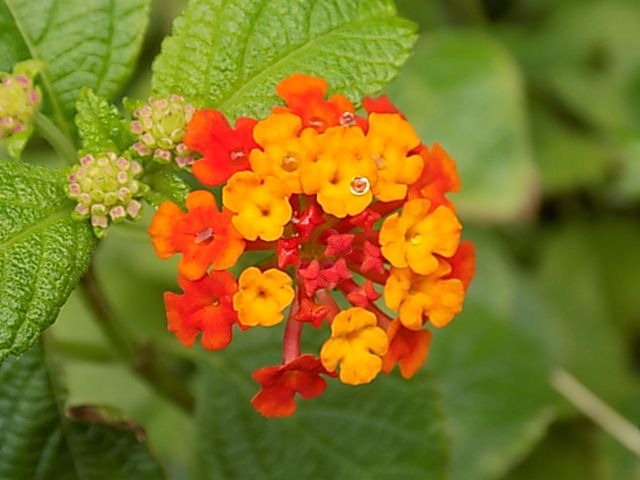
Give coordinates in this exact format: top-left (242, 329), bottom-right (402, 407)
top-left (599, 390), bottom-right (640, 480)
top-left (535, 1), bottom-right (640, 135)
top-left (609, 139), bottom-right (640, 205)
top-left (0, 0), bottom-right (150, 131)
top-left (386, 31), bottom-right (540, 223)
top-left (531, 103), bottom-right (612, 194)
top-left (75, 88), bottom-right (134, 156)
top-left (152, 0), bottom-right (417, 118)
top-left (0, 1), bottom-right (26, 71)
top-left (0, 162), bottom-right (94, 362)
top-left (429, 303), bottom-right (556, 480)
top-left (0, 341), bottom-right (164, 479)
top-left (504, 421), bottom-right (606, 480)
top-left (194, 336), bottom-right (449, 480)
top-left (142, 169), bottom-right (192, 208)
top-left (534, 222), bottom-right (634, 406)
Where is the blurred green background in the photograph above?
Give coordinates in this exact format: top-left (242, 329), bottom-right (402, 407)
top-left (47, 0), bottom-right (640, 478)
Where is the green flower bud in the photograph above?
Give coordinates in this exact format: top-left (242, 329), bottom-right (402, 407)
top-left (66, 152), bottom-right (147, 238)
top-left (0, 60), bottom-right (42, 142)
top-left (131, 95), bottom-right (195, 168)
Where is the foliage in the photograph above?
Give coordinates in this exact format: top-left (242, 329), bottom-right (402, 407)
top-left (1, 0), bottom-right (640, 478)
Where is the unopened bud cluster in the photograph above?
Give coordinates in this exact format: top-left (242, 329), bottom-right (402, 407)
top-left (0, 71), bottom-right (41, 139)
top-left (66, 153), bottom-right (146, 238)
top-left (131, 95), bottom-right (195, 168)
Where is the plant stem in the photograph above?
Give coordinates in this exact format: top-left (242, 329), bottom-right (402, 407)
top-left (283, 293), bottom-right (302, 363)
top-left (34, 111), bottom-right (77, 165)
top-left (79, 265), bottom-right (195, 413)
top-left (550, 368), bottom-right (640, 456)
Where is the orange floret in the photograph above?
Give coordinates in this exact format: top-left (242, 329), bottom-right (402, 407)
top-left (379, 198), bottom-right (461, 275)
top-left (249, 113), bottom-right (318, 193)
top-left (300, 126), bottom-right (378, 218)
top-left (366, 113), bottom-right (424, 202)
top-left (446, 240), bottom-right (476, 292)
top-left (233, 267), bottom-right (295, 327)
top-left (381, 319), bottom-right (432, 379)
top-left (320, 307), bottom-right (388, 385)
top-left (251, 354), bottom-right (329, 417)
top-left (148, 190), bottom-right (245, 280)
top-left (275, 73), bottom-right (356, 132)
top-left (407, 143), bottom-right (461, 209)
top-left (222, 171), bottom-right (292, 241)
top-left (184, 109), bottom-right (257, 186)
top-left (164, 271), bottom-right (238, 350)
top-left (384, 260), bottom-right (465, 330)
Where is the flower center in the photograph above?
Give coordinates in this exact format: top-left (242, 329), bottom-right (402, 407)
top-left (281, 153), bottom-right (299, 172)
top-left (229, 148), bottom-right (246, 164)
top-left (194, 227), bottom-right (214, 244)
top-left (309, 117), bottom-right (326, 130)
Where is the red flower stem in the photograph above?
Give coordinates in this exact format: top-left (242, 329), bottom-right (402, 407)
top-left (336, 281), bottom-right (392, 328)
top-left (290, 193), bottom-right (301, 212)
top-left (346, 257), bottom-right (388, 284)
top-left (315, 289), bottom-right (340, 322)
top-left (369, 304), bottom-right (392, 329)
top-left (347, 231), bottom-right (379, 248)
top-left (283, 292), bottom-right (302, 363)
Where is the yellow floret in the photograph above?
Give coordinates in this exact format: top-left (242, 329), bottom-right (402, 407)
top-left (320, 307), bottom-right (388, 385)
top-left (380, 198), bottom-right (461, 275)
top-left (233, 267), bottom-right (295, 327)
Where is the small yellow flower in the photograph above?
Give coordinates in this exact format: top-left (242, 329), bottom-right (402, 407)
top-left (249, 113), bottom-right (318, 193)
top-left (366, 113), bottom-right (424, 202)
top-left (384, 260), bottom-right (464, 330)
top-left (320, 307), bottom-right (388, 385)
top-left (222, 171), bottom-right (292, 241)
top-left (233, 267), bottom-right (295, 327)
top-left (300, 126), bottom-right (378, 218)
top-left (379, 198), bottom-right (461, 275)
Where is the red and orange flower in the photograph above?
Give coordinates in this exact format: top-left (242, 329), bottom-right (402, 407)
top-left (148, 73), bottom-right (475, 417)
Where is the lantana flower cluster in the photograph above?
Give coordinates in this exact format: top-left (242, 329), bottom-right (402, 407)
top-left (148, 74), bottom-right (475, 417)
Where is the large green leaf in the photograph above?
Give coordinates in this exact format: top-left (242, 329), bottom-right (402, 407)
top-left (0, 1), bottom-right (26, 71)
top-left (386, 31), bottom-right (539, 223)
top-left (0, 341), bottom-right (164, 479)
top-left (0, 0), bottom-right (150, 131)
top-left (599, 390), bottom-right (640, 480)
top-left (530, 103), bottom-right (612, 195)
top-left (0, 162), bottom-right (94, 362)
top-left (504, 421), bottom-right (606, 480)
top-left (194, 331), bottom-right (449, 480)
top-left (429, 303), bottom-right (556, 480)
top-left (534, 0), bottom-right (640, 136)
top-left (152, 0), bottom-right (417, 119)
top-left (533, 222), bottom-right (634, 406)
